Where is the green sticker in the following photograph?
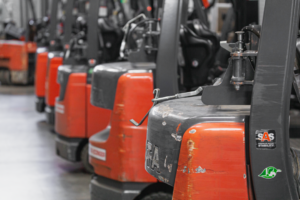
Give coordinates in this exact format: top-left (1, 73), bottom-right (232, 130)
top-left (258, 166), bottom-right (281, 179)
top-left (88, 68), bottom-right (94, 74)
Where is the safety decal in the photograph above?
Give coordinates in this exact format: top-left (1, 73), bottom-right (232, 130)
top-left (255, 129), bottom-right (276, 149)
top-left (89, 145), bottom-right (106, 161)
top-left (258, 166), bottom-right (281, 179)
top-left (55, 103), bottom-right (65, 114)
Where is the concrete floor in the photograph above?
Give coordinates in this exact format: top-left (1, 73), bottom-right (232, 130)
top-left (0, 86), bottom-right (90, 200)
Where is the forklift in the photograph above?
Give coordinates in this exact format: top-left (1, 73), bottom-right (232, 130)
top-left (54, 0), bottom-right (130, 173)
top-left (44, 0), bottom-right (84, 124)
top-left (0, 0), bottom-right (39, 85)
top-left (35, 0), bottom-right (66, 112)
top-left (142, 0), bottom-right (300, 199)
top-left (88, 0), bottom-right (220, 199)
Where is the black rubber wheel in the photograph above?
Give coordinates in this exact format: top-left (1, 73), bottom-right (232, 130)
top-left (0, 69), bottom-right (11, 85)
top-left (141, 192), bottom-right (172, 200)
top-left (81, 143), bottom-right (94, 174)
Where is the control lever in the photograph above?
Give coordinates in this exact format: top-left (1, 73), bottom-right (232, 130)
top-left (130, 89), bottom-right (160, 126)
top-left (120, 14), bottom-right (147, 59)
top-left (130, 87), bottom-right (203, 126)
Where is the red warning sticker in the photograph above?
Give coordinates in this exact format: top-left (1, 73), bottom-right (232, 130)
top-left (255, 130), bottom-right (276, 150)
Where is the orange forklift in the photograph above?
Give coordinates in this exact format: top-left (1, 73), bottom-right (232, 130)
top-left (45, 0), bottom-right (85, 124)
top-left (54, 0), bottom-right (147, 173)
top-left (35, 0), bottom-right (67, 112)
top-left (142, 0), bottom-right (300, 199)
top-left (0, 0), bottom-right (39, 85)
top-left (88, 0), bottom-right (220, 199)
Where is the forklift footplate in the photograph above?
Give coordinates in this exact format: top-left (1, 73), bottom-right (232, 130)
top-left (45, 106), bottom-right (55, 125)
top-left (35, 97), bottom-right (45, 113)
top-left (90, 175), bottom-right (151, 200)
top-left (55, 134), bottom-right (83, 162)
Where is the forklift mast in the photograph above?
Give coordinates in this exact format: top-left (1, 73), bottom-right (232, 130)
top-left (155, 0), bottom-right (217, 97)
top-left (26, 0), bottom-right (38, 42)
top-left (155, 0), bottom-right (188, 97)
top-left (48, 0), bottom-right (62, 51)
top-left (249, 0), bottom-right (300, 199)
top-left (86, 0), bottom-right (102, 67)
top-left (61, 0), bottom-right (76, 65)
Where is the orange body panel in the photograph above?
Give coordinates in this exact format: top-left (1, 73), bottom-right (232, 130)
top-left (0, 40), bottom-right (36, 71)
top-left (90, 73), bottom-right (157, 183)
top-left (45, 57), bottom-right (63, 106)
top-left (173, 122), bottom-right (248, 200)
top-left (55, 73), bottom-right (111, 138)
top-left (35, 52), bottom-right (48, 97)
top-left (202, 0), bottom-right (210, 8)
top-left (86, 84), bottom-right (111, 138)
top-left (55, 73), bottom-right (86, 137)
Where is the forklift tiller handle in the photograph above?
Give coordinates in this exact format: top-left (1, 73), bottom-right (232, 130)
top-left (120, 14), bottom-right (147, 58)
top-left (130, 87), bottom-right (203, 126)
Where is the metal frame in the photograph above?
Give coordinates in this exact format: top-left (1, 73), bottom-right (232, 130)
top-left (48, 0), bottom-right (60, 45)
top-left (62, 0), bottom-right (76, 48)
top-left (249, 0), bottom-right (300, 199)
top-left (155, 0), bottom-right (188, 97)
top-left (86, 0), bottom-right (102, 65)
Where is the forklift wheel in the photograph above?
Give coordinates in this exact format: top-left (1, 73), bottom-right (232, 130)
top-left (141, 192), bottom-right (172, 200)
top-left (81, 144), bottom-right (94, 174)
top-left (0, 69), bottom-right (11, 85)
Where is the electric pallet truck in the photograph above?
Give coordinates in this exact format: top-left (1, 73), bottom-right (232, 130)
top-left (54, 0), bottom-right (131, 173)
top-left (44, 0), bottom-right (84, 124)
top-left (142, 0), bottom-right (300, 199)
top-left (35, 0), bottom-right (66, 112)
top-left (0, 0), bottom-right (39, 85)
top-left (88, 0), bottom-right (220, 199)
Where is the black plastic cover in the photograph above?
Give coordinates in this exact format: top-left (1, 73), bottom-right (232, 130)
top-left (57, 64), bottom-right (87, 101)
top-left (91, 62), bottom-right (153, 110)
top-left (90, 175), bottom-right (151, 200)
top-left (91, 62), bottom-right (135, 110)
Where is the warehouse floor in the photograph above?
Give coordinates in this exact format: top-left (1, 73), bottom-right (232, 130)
top-left (0, 86), bottom-right (90, 200)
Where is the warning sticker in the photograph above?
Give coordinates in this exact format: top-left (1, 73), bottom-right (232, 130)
top-left (89, 145), bottom-right (106, 161)
top-left (255, 129), bottom-right (276, 150)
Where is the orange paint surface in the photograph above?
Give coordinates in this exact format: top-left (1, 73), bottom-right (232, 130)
top-left (35, 52), bottom-right (48, 97)
top-left (45, 57), bottom-right (63, 106)
top-left (86, 84), bottom-right (111, 138)
top-left (55, 73), bottom-right (86, 137)
top-left (202, 0), bottom-right (210, 8)
top-left (173, 122), bottom-right (248, 200)
top-left (0, 40), bottom-right (35, 71)
top-left (55, 74), bottom-right (111, 139)
top-left (90, 73), bottom-right (157, 183)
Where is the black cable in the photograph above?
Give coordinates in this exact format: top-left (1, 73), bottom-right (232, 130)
top-left (241, 26), bottom-right (260, 38)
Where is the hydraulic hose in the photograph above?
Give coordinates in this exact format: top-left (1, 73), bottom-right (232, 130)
top-left (241, 26), bottom-right (260, 38)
